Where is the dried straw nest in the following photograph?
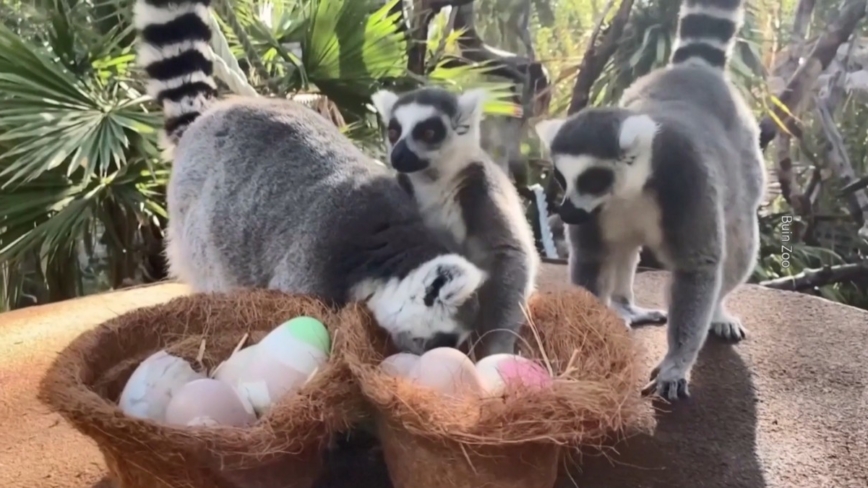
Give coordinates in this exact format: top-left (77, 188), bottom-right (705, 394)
top-left (343, 287), bottom-right (652, 488)
top-left (38, 289), bottom-right (366, 488)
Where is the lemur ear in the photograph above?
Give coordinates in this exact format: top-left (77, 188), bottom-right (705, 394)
top-left (534, 118), bottom-right (566, 151)
top-left (422, 255), bottom-right (486, 307)
top-left (370, 90), bottom-right (399, 122)
top-left (456, 88), bottom-right (488, 127)
top-left (618, 114), bottom-right (659, 152)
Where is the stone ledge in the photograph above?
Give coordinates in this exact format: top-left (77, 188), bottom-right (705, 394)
top-left (1, 264), bottom-right (865, 488)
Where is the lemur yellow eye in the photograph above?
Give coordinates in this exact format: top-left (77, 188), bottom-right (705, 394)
top-left (421, 129), bottom-right (436, 142)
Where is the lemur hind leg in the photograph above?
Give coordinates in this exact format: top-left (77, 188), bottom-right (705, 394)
top-left (610, 246), bottom-right (667, 326)
top-left (710, 212), bottom-right (759, 342)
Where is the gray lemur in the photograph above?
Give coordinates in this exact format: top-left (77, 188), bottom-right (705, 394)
top-left (134, 0), bottom-right (488, 354)
top-left (533, 0), bottom-right (766, 400)
top-left (370, 87), bottom-right (540, 357)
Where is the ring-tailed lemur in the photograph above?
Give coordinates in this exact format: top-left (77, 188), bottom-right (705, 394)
top-left (370, 87), bottom-right (540, 358)
top-left (134, 0), bottom-right (488, 354)
top-left (534, 0), bottom-right (765, 400)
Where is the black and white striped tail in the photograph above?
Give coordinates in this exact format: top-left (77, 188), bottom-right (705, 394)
top-left (670, 0), bottom-right (745, 70)
top-left (133, 0), bottom-right (218, 145)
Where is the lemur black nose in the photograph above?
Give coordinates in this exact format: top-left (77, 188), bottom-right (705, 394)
top-left (558, 200), bottom-right (595, 225)
top-left (423, 332), bottom-right (460, 351)
top-left (390, 139), bottom-right (428, 173)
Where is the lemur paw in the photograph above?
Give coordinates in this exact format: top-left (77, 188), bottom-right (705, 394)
top-left (612, 302), bottom-right (668, 327)
top-left (710, 313), bottom-right (747, 342)
top-left (642, 359), bottom-right (690, 401)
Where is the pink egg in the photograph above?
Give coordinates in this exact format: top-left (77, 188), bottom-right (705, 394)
top-left (164, 379), bottom-right (256, 427)
top-left (379, 353), bottom-right (420, 377)
top-left (498, 359), bottom-right (553, 389)
top-left (409, 348), bottom-right (482, 397)
top-left (475, 354), bottom-right (552, 396)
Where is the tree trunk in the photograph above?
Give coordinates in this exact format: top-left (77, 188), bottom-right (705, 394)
top-left (567, 0), bottom-right (635, 114)
top-left (769, 0), bottom-right (817, 208)
top-left (762, 0), bottom-right (867, 139)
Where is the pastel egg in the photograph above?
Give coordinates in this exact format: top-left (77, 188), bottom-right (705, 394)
top-left (118, 350), bottom-right (206, 421)
top-left (498, 358), bottom-right (552, 389)
top-left (233, 341), bottom-right (314, 415)
top-left (212, 344), bottom-right (259, 386)
top-left (475, 354), bottom-right (552, 395)
top-left (380, 353), bottom-right (420, 377)
top-left (164, 378), bottom-right (256, 427)
top-left (262, 316), bottom-right (330, 356)
top-left (256, 333), bottom-right (327, 376)
top-left (409, 347), bottom-right (482, 397)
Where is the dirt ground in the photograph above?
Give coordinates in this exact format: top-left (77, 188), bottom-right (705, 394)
top-left (1, 263), bottom-right (866, 488)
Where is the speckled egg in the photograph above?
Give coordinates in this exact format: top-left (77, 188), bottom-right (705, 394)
top-left (118, 350), bottom-right (206, 421)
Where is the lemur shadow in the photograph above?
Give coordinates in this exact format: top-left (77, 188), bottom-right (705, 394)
top-left (90, 477), bottom-right (114, 488)
top-left (91, 431), bottom-right (394, 488)
top-left (561, 338), bottom-right (766, 488)
top-left (313, 427), bottom-right (393, 488)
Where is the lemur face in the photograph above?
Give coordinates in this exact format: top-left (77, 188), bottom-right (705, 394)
top-left (534, 108), bottom-right (658, 225)
top-left (371, 87), bottom-right (487, 174)
top-left (353, 254), bottom-right (486, 355)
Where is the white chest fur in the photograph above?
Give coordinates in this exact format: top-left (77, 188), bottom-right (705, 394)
top-left (412, 178), bottom-right (467, 245)
top-left (599, 191), bottom-right (664, 251)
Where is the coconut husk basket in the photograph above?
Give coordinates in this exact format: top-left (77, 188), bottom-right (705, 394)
top-left (38, 289), bottom-right (366, 488)
top-left (343, 287), bottom-right (653, 488)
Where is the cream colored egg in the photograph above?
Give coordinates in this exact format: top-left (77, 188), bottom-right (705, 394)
top-left (118, 350), bottom-right (206, 421)
top-left (164, 378), bottom-right (256, 427)
top-left (409, 348), bottom-right (482, 397)
top-left (232, 343), bottom-right (314, 416)
top-left (379, 353), bottom-right (420, 377)
top-left (212, 344), bottom-right (259, 386)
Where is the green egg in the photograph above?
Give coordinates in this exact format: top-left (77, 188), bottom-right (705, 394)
top-left (280, 316), bottom-right (331, 354)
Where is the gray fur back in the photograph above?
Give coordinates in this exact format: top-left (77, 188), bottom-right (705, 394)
top-left (166, 97), bottom-right (449, 302)
top-left (622, 66), bottom-right (766, 215)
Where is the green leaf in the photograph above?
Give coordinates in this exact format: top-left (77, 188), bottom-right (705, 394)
top-left (302, 0), bottom-right (406, 111)
top-left (0, 13), bottom-right (165, 306)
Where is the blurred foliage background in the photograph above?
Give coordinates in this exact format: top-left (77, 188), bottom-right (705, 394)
top-left (0, 0), bottom-right (866, 312)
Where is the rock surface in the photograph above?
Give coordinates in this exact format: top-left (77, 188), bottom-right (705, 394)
top-left (0, 264), bottom-right (866, 488)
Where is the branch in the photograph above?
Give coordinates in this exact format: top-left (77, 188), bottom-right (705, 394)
top-left (404, 0), bottom-right (476, 74)
top-left (450, 1), bottom-right (551, 115)
top-left (761, 0), bottom-right (867, 141)
top-left (760, 261), bottom-right (868, 290)
top-left (767, 0), bottom-right (818, 199)
top-left (813, 36), bottom-right (868, 239)
top-left (567, 0), bottom-right (635, 114)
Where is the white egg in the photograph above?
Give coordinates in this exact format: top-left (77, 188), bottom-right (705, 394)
top-left (232, 337), bottom-right (321, 416)
top-left (118, 350), bottom-right (205, 421)
top-left (256, 329), bottom-right (327, 376)
top-left (164, 378), bottom-right (257, 427)
top-left (380, 353), bottom-right (420, 377)
top-left (212, 344), bottom-right (259, 386)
